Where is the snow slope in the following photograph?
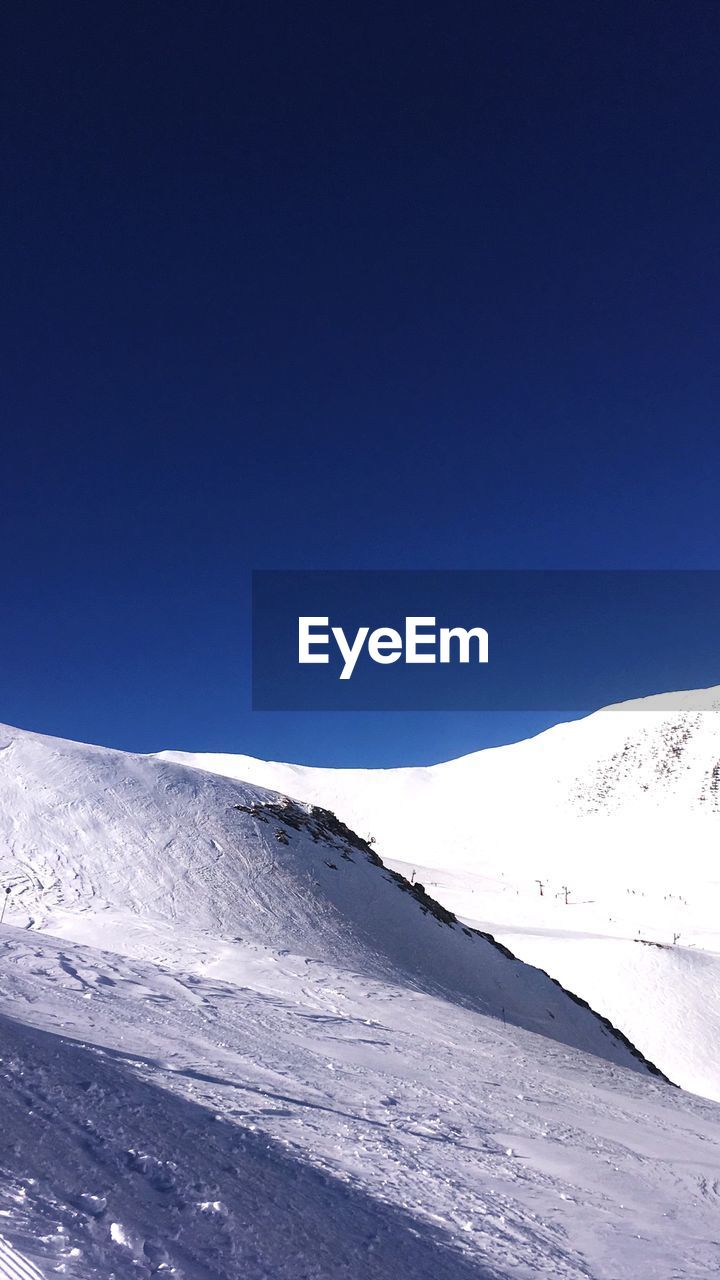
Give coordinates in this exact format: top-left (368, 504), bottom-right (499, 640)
top-left (160, 685), bottom-right (720, 1100)
top-left (1, 717), bottom-right (720, 1276)
top-left (3, 924), bottom-right (720, 1280)
top-left (0, 720), bottom-right (651, 1070)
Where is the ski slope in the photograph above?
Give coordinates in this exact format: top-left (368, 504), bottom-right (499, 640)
top-left (160, 686), bottom-right (720, 1100)
top-left (0, 715), bottom-right (720, 1276)
top-left (0, 721), bottom-right (652, 1072)
top-left (3, 923), bottom-right (720, 1280)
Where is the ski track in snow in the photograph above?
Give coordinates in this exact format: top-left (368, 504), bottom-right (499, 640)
top-left (2, 926), bottom-right (720, 1280)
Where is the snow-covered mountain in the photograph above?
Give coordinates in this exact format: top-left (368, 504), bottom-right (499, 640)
top-left (160, 686), bottom-right (720, 1101)
top-left (0, 720), bottom-right (652, 1071)
top-left (1, 713), bottom-right (720, 1277)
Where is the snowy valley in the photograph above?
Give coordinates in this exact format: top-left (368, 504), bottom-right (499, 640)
top-left (0, 697), bottom-right (719, 1277)
top-left (163, 686), bottom-right (720, 1103)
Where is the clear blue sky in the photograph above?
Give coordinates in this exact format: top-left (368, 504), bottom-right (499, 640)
top-left (2, 1), bottom-right (720, 765)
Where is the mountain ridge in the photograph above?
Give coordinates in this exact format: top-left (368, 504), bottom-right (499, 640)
top-left (155, 685), bottom-right (720, 1098)
top-left (2, 706), bottom-right (720, 1276)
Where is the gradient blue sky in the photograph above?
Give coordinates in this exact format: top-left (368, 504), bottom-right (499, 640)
top-left (2, 1), bottom-right (720, 765)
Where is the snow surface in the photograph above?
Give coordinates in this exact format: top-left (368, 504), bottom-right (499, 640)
top-left (1, 712), bottom-right (720, 1276)
top-left (160, 686), bottom-right (720, 1101)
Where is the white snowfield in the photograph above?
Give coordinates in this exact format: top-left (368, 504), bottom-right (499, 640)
top-left (161, 685), bottom-right (720, 1102)
top-left (0, 709), bottom-right (717, 1277)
